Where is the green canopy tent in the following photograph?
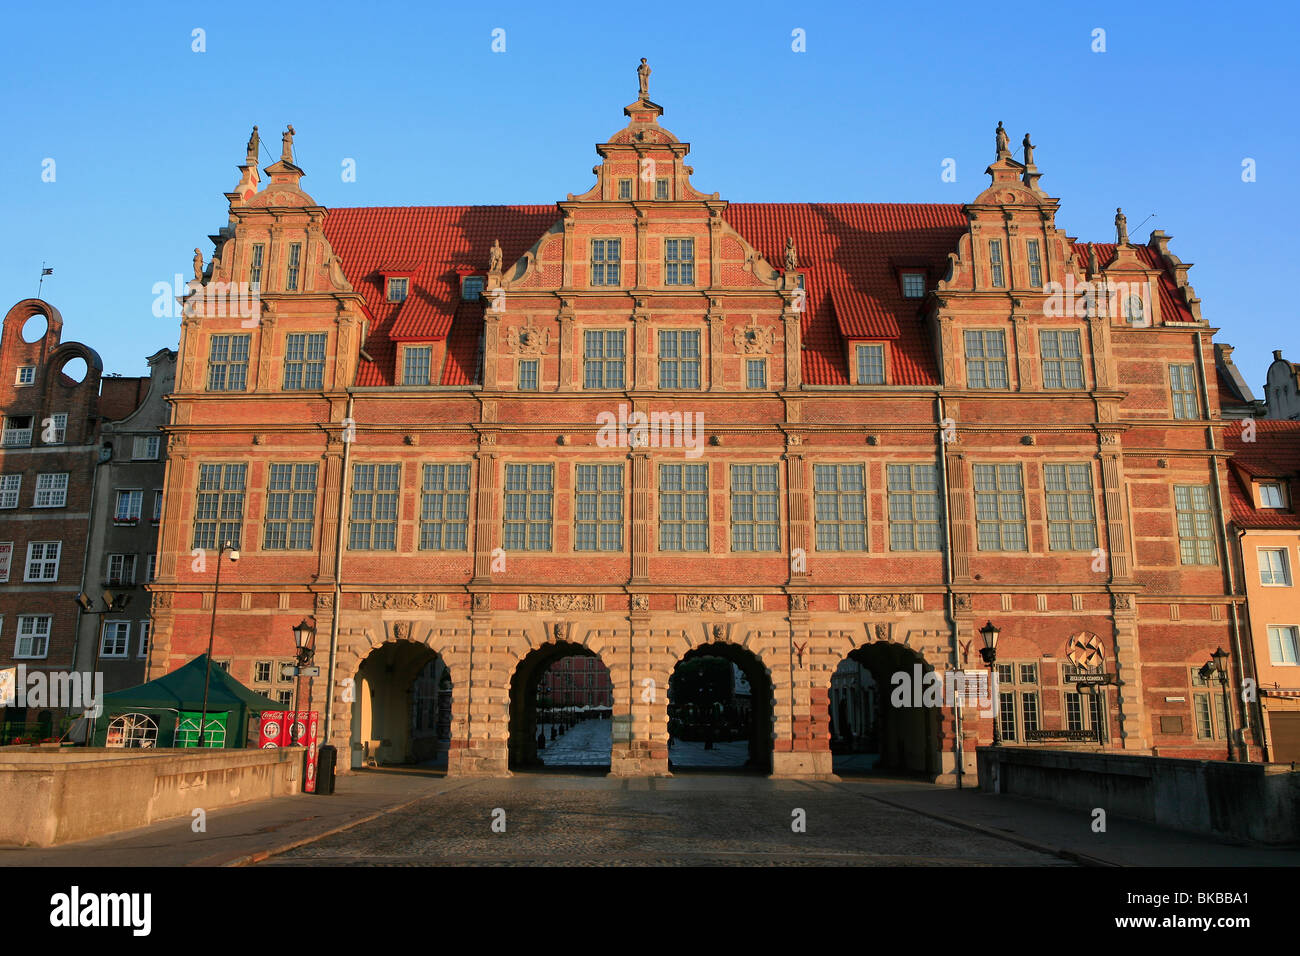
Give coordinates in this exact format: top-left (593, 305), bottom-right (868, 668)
top-left (92, 654), bottom-right (281, 748)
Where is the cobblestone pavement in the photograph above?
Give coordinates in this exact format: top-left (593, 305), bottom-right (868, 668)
top-left (260, 775), bottom-right (1072, 866)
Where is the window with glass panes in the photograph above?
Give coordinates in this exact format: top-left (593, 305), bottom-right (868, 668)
top-left (138, 621), bottom-right (151, 658)
top-left (730, 465), bottom-right (779, 552)
top-left (285, 243), bottom-right (302, 290)
top-left (255, 661), bottom-right (273, 683)
top-left (988, 239), bottom-right (1005, 287)
top-left (349, 464), bottom-right (399, 550)
top-left (1260, 548), bottom-right (1291, 586)
top-left (1040, 330), bottom-right (1084, 388)
top-left (994, 662), bottom-right (1041, 742)
top-left (1044, 464), bottom-right (1097, 550)
top-left (974, 464), bottom-right (1027, 551)
top-left (284, 333), bottom-right (326, 390)
top-left (100, 621), bottom-right (130, 657)
top-left (115, 489), bottom-right (142, 521)
top-left (591, 240), bottom-right (620, 286)
top-left (192, 464), bottom-right (245, 549)
top-left (901, 273), bottom-right (925, 298)
top-left (655, 178), bottom-right (669, 200)
top-left (264, 463), bottom-right (317, 550)
top-left (249, 243), bottom-right (264, 285)
top-left (964, 330), bottom-right (1008, 388)
top-left (856, 344), bottom-right (885, 385)
top-left (0, 474), bottom-right (19, 508)
top-left (1026, 239), bottom-right (1042, 287)
top-left (814, 464), bottom-right (867, 551)
top-left (503, 464), bottom-right (553, 550)
top-left (152, 490), bottom-right (163, 522)
top-left (33, 473), bottom-right (68, 508)
top-left (1260, 483), bottom-right (1286, 508)
top-left (659, 464), bottom-right (708, 551)
top-left (25, 542), bottom-right (60, 582)
top-left (583, 330), bottom-right (625, 388)
top-left (1268, 626), bottom-right (1299, 665)
top-left (1124, 295), bottom-right (1146, 325)
top-left (1174, 485), bottom-right (1216, 565)
top-left (47, 413), bottom-right (67, 444)
top-left (1169, 364), bottom-right (1199, 419)
top-left (746, 359), bottom-right (766, 389)
top-left (617, 179), bottom-right (632, 200)
top-left (664, 239), bottom-right (694, 285)
top-left (658, 330), bottom-right (701, 388)
top-left (887, 464), bottom-right (941, 550)
top-left (420, 464), bottom-right (470, 550)
top-left (207, 334), bottom-right (250, 391)
top-left (575, 464), bottom-right (623, 551)
top-left (403, 346), bottom-right (431, 385)
top-left (106, 553), bottom-right (135, 586)
top-left (462, 276), bottom-right (484, 301)
top-left (518, 359), bottom-right (538, 390)
top-left (16, 615), bottom-right (51, 657)
top-left (133, 435), bottom-right (161, 460)
top-left (1191, 667), bottom-right (1228, 739)
top-left (387, 277), bottom-right (408, 302)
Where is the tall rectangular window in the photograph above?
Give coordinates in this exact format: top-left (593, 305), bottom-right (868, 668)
top-left (249, 243), bottom-right (264, 286)
top-left (33, 473), bottom-right (68, 508)
top-left (105, 554), bottom-right (136, 586)
top-left (284, 332), bottom-right (326, 390)
top-left (1174, 485), bottom-right (1216, 565)
top-left (153, 490), bottom-right (164, 522)
top-left (114, 489), bottom-right (143, 522)
top-left (658, 330), bottom-right (701, 389)
top-left (403, 346), bottom-right (432, 385)
top-left (15, 366), bottom-right (35, 385)
top-left (814, 464), bottom-right (867, 551)
top-left (1040, 330), bottom-right (1084, 389)
top-left (746, 359), bottom-right (766, 389)
top-left (617, 179), bottom-right (632, 200)
top-left (1044, 464), bottom-right (1097, 551)
top-left (461, 276), bottom-right (484, 301)
top-left (988, 239), bottom-right (1005, 288)
top-left (386, 277), bottom-right (409, 302)
top-left (192, 465), bottom-right (245, 549)
top-left (655, 178), bottom-right (669, 200)
top-left (1170, 364), bottom-right (1199, 419)
top-left (15, 616), bottom-right (51, 658)
top-left (0, 475), bottom-right (20, 509)
top-left (730, 464), bottom-right (780, 552)
top-left (591, 239), bottom-right (621, 286)
top-left (856, 344), bottom-right (885, 385)
top-left (1260, 548), bottom-right (1291, 586)
top-left (420, 464), bottom-right (470, 550)
top-left (100, 621), bottom-right (131, 658)
top-left (146, 554), bottom-right (157, 583)
top-left (1268, 626), bottom-right (1300, 665)
top-left (349, 464), bottom-right (400, 550)
top-left (887, 464), bottom-right (942, 551)
top-left (664, 238), bottom-right (694, 285)
top-left (965, 330), bottom-right (1009, 388)
top-left (583, 330), bottom-right (625, 388)
top-left (518, 359), bottom-right (538, 391)
top-left (285, 243), bottom-right (302, 291)
top-left (1022, 691), bottom-right (1040, 732)
top-left (207, 334), bottom-right (250, 391)
top-left (974, 464), bottom-right (1027, 551)
top-left (1026, 239), bottom-right (1042, 287)
top-left (264, 463), bottom-right (318, 550)
top-left (1191, 667), bottom-right (1228, 739)
top-left (46, 413), bottom-right (67, 444)
top-left (659, 464), bottom-right (708, 551)
top-left (503, 464), bottom-right (553, 551)
top-left (138, 621), bottom-right (152, 658)
top-left (132, 435), bottom-right (161, 460)
top-left (999, 691), bottom-right (1018, 741)
top-left (575, 464), bottom-right (624, 551)
top-left (25, 541), bottom-right (61, 582)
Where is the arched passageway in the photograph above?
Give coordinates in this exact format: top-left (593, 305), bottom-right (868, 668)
top-left (509, 642), bottom-right (613, 770)
top-left (830, 642), bottom-right (941, 777)
top-left (667, 643), bottom-right (773, 772)
top-left (351, 643), bottom-right (453, 769)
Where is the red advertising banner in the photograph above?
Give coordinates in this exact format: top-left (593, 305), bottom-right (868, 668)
top-left (256, 710), bottom-right (319, 792)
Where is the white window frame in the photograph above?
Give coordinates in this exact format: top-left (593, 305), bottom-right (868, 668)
top-left (106, 553), bottom-right (137, 587)
top-left (24, 541), bottom-right (61, 582)
top-left (1268, 625), bottom-right (1300, 666)
top-left (137, 620), bottom-right (152, 659)
top-left (15, 615), bottom-right (51, 659)
top-left (0, 475), bottom-right (20, 509)
top-left (1259, 548), bottom-right (1292, 587)
top-left (132, 435), bottom-right (161, 460)
top-left (46, 413), bottom-right (67, 444)
top-left (15, 365), bottom-right (36, 386)
top-left (115, 489), bottom-right (143, 523)
top-left (146, 553), bottom-right (157, 583)
top-left (153, 490), bottom-right (164, 522)
top-left (2, 415), bottom-right (33, 447)
top-left (386, 276), bottom-right (409, 302)
top-left (1260, 483), bottom-right (1287, 509)
top-left (33, 473), bottom-right (68, 508)
top-left (100, 620), bottom-right (131, 658)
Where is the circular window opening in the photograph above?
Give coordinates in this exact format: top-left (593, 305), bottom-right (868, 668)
top-left (60, 357), bottom-right (88, 385)
top-left (21, 313), bottom-right (48, 343)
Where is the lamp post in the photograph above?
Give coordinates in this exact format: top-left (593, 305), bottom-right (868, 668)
top-left (290, 618), bottom-right (317, 745)
top-left (196, 542), bottom-right (239, 748)
top-left (978, 620), bottom-right (1002, 747)
top-left (1201, 647), bottom-right (1234, 762)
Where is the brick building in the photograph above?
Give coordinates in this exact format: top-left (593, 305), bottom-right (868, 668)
top-left (151, 64), bottom-right (1253, 777)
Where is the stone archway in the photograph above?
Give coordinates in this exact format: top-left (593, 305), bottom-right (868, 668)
top-left (667, 642), bottom-right (774, 772)
top-left (351, 641), bottom-right (453, 768)
top-left (508, 641), bottom-right (614, 769)
top-left (828, 641), bottom-right (942, 777)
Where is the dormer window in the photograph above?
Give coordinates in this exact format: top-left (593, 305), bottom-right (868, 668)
top-left (618, 179), bottom-right (632, 200)
top-left (15, 366), bottom-right (36, 386)
top-left (1124, 294), bottom-right (1146, 325)
top-left (901, 273), bottom-right (925, 299)
top-left (855, 344), bottom-right (886, 385)
top-left (462, 276), bottom-right (484, 301)
top-left (387, 277), bottom-right (409, 302)
top-left (1260, 482), bottom-right (1287, 509)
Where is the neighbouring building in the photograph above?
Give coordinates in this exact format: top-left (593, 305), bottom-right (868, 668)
top-left (1226, 419), bottom-right (1300, 762)
top-left (1264, 350), bottom-right (1300, 420)
top-left (150, 63), bottom-right (1258, 777)
top-left (1214, 343), bottom-right (1263, 420)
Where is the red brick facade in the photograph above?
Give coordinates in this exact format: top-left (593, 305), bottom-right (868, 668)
top-left (150, 71), bottom-right (1252, 777)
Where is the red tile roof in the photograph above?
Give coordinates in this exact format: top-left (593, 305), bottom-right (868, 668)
top-left (1224, 420), bottom-right (1300, 530)
top-left (1071, 243), bottom-right (1196, 324)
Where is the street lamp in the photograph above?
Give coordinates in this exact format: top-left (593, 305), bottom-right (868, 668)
top-left (1201, 647), bottom-right (1234, 762)
top-left (289, 618), bottom-right (317, 745)
top-left (196, 542), bottom-right (239, 749)
top-left (978, 620), bottom-right (1002, 747)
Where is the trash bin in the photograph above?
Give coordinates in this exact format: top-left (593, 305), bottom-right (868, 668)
top-left (316, 745), bottom-right (337, 795)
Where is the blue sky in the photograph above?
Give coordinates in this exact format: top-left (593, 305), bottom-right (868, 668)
top-left (1, 1), bottom-right (1295, 389)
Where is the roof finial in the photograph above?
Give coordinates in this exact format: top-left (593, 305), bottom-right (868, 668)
top-left (995, 121), bottom-right (1010, 159)
top-left (1022, 132), bottom-right (1035, 166)
top-left (246, 125), bottom-right (259, 166)
top-left (1115, 207), bottom-right (1129, 246)
top-left (637, 58), bottom-right (651, 101)
top-left (281, 125), bottom-right (296, 164)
